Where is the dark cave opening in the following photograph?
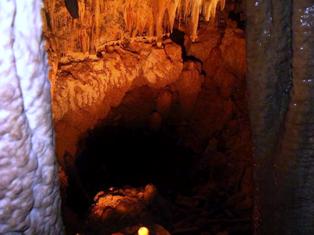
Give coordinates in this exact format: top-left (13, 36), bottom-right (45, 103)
top-left (67, 125), bottom-right (197, 210)
top-left (65, 120), bottom-right (252, 235)
top-left (66, 120), bottom-right (201, 219)
top-left (67, 99), bottom-right (251, 235)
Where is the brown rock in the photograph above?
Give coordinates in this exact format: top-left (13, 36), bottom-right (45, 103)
top-left (156, 90), bottom-right (173, 116)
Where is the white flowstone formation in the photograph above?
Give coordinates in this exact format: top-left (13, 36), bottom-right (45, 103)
top-left (0, 0), bottom-right (63, 234)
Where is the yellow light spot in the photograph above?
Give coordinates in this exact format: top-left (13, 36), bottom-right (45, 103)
top-left (138, 226), bottom-right (149, 235)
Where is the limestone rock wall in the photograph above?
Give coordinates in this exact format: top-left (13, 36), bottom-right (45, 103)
top-left (53, 42), bottom-right (183, 161)
top-left (42, 0), bottom-right (231, 162)
top-left (183, 24), bottom-right (251, 203)
top-left (44, 1), bottom-right (251, 232)
top-left (62, 23), bottom-right (252, 234)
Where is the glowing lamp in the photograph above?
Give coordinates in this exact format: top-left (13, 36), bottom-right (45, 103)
top-left (138, 226), bottom-right (150, 235)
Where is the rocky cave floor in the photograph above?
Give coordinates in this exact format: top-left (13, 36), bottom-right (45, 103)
top-left (55, 19), bottom-right (252, 235)
top-left (64, 123), bottom-right (252, 235)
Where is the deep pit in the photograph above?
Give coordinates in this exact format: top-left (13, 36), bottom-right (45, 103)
top-left (42, 0), bottom-right (252, 234)
top-left (66, 124), bottom-right (195, 214)
top-left (65, 124), bottom-right (252, 235)
top-left (61, 58), bottom-right (253, 234)
top-left (74, 126), bottom-right (195, 195)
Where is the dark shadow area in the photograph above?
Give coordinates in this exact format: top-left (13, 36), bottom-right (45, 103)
top-left (170, 28), bottom-right (204, 65)
top-left (78, 125), bottom-right (195, 194)
top-left (66, 125), bottom-right (196, 215)
top-left (65, 121), bottom-right (252, 235)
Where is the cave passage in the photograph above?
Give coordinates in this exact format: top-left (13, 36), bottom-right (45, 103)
top-left (73, 125), bottom-right (196, 199)
top-left (66, 120), bottom-right (251, 235)
top-left (44, 0), bottom-right (252, 234)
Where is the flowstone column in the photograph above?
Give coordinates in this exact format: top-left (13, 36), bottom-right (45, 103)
top-left (0, 0), bottom-right (63, 234)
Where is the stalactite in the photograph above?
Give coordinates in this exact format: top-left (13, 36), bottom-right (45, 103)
top-left (168, 0), bottom-right (181, 32)
top-left (94, 0), bottom-right (100, 46)
top-left (122, 0), bottom-right (225, 43)
top-left (44, 0), bottom-right (225, 55)
top-left (190, 0), bottom-right (202, 41)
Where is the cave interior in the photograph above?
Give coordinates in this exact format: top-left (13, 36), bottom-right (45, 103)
top-left (43, 0), bottom-right (252, 234)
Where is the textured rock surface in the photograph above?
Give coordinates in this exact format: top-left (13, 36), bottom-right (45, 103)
top-left (61, 23), bottom-right (252, 234)
top-left (53, 42), bottom-right (183, 161)
top-left (42, 1), bottom-right (251, 233)
top-left (178, 24), bottom-right (251, 205)
top-left (87, 184), bottom-right (169, 234)
top-left (43, 0), bottom-right (225, 54)
top-left (247, 0), bottom-right (314, 233)
top-left (0, 0), bottom-right (63, 234)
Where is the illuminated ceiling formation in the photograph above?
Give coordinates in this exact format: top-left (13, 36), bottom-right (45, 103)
top-left (43, 0), bottom-right (225, 53)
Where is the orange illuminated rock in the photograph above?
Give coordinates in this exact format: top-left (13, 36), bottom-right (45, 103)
top-left (52, 42), bottom-right (183, 160)
top-left (156, 90), bottom-right (173, 116)
top-left (90, 185), bottom-right (157, 218)
top-left (43, 0), bottom-right (225, 54)
top-left (175, 61), bottom-right (203, 116)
